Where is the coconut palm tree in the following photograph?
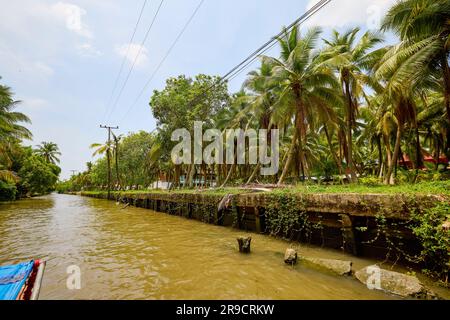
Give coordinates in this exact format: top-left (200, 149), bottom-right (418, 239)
top-left (378, 0), bottom-right (450, 124)
top-left (321, 28), bottom-right (385, 182)
top-left (242, 58), bottom-right (277, 183)
top-left (262, 26), bottom-right (342, 185)
top-left (35, 142), bottom-right (61, 164)
top-left (0, 84), bottom-right (31, 184)
top-left (90, 140), bottom-right (113, 196)
top-left (0, 84), bottom-right (31, 143)
top-left (216, 91), bottom-right (255, 187)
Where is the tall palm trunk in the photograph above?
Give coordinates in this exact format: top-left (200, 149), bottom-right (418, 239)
top-left (114, 144), bottom-right (120, 188)
top-left (246, 163), bottom-right (260, 185)
top-left (376, 135), bottom-right (383, 177)
top-left (383, 133), bottom-right (392, 181)
top-left (324, 125), bottom-right (344, 175)
top-left (278, 85), bottom-right (307, 186)
top-left (442, 53), bottom-right (450, 125)
top-left (385, 123), bottom-right (402, 185)
top-left (435, 137), bottom-right (441, 171)
top-left (278, 116), bottom-right (299, 185)
top-left (344, 78), bottom-right (357, 182)
top-left (220, 164), bottom-right (235, 188)
top-left (294, 86), bottom-right (308, 180)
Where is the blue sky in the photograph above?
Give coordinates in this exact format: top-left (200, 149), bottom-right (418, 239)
top-left (0, 0), bottom-right (397, 179)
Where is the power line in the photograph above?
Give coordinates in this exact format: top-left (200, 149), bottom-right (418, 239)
top-left (120, 0), bottom-right (206, 122)
top-left (181, 0), bottom-right (332, 110)
top-left (102, 0), bottom-right (149, 121)
top-left (223, 0), bottom-right (331, 83)
top-left (106, 0), bottom-right (166, 122)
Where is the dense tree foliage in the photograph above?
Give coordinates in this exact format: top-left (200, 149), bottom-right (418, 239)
top-left (18, 154), bottom-right (60, 195)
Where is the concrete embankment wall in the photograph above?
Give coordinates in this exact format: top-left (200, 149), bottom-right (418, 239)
top-left (76, 191), bottom-right (446, 263)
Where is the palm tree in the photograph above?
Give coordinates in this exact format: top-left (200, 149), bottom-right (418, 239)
top-left (35, 142), bottom-right (61, 164)
top-left (378, 0), bottom-right (450, 124)
top-left (243, 58), bottom-right (277, 184)
top-left (263, 26), bottom-right (342, 185)
top-left (0, 84), bottom-right (31, 184)
top-left (0, 84), bottom-right (32, 143)
top-left (215, 91), bottom-right (254, 187)
top-left (383, 89), bottom-right (417, 184)
top-left (90, 140), bottom-right (113, 195)
top-left (321, 28), bottom-right (385, 182)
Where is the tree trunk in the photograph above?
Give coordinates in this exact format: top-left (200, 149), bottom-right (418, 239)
top-left (220, 164), bottom-right (235, 188)
top-left (278, 121), bottom-right (299, 186)
top-left (377, 136), bottom-right (383, 177)
top-left (383, 134), bottom-right (392, 181)
top-left (106, 149), bottom-right (111, 200)
top-left (114, 148), bottom-right (120, 188)
top-left (344, 79), bottom-right (357, 183)
top-left (293, 86), bottom-right (308, 181)
top-left (324, 125), bottom-right (344, 175)
top-left (246, 163), bottom-right (261, 185)
top-left (435, 138), bottom-right (440, 171)
top-left (385, 123), bottom-right (402, 185)
top-left (442, 53), bottom-right (450, 125)
top-left (415, 124), bottom-right (423, 169)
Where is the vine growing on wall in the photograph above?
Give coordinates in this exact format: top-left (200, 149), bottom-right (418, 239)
top-left (410, 202), bottom-right (450, 284)
top-left (264, 193), bottom-right (313, 241)
top-left (360, 200), bottom-right (450, 284)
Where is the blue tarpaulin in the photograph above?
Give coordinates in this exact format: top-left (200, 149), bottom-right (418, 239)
top-left (0, 261), bottom-right (34, 300)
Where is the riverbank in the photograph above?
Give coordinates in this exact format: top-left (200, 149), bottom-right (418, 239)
top-left (73, 184), bottom-right (450, 284)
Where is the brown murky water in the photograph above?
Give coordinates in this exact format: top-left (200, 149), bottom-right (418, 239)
top-left (0, 194), bottom-right (437, 300)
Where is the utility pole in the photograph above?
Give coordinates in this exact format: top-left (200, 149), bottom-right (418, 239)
top-left (100, 125), bottom-right (119, 200)
top-left (70, 170), bottom-right (77, 177)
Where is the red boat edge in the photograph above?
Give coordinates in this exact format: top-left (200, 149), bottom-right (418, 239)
top-left (16, 260), bottom-right (46, 300)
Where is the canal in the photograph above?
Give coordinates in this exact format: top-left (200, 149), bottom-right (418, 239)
top-left (0, 193), bottom-right (437, 300)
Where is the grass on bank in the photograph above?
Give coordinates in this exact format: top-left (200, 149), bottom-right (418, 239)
top-left (78, 180), bottom-right (450, 198)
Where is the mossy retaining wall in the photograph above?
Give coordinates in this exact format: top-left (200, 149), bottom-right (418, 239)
top-left (75, 191), bottom-right (446, 264)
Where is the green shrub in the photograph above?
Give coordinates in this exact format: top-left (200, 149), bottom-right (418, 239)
top-left (0, 180), bottom-right (17, 201)
top-left (432, 172), bottom-right (443, 182)
top-left (411, 203), bottom-right (450, 283)
top-left (359, 175), bottom-right (382, 186)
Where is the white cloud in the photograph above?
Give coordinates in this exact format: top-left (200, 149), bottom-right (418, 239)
top-left (304, 0), bottom-right (396, 29)
top-left (51, 2), bottom-right (93, 38)
top-left (115, 43), bottom-right (149, 67)
top-left (77, 43), bottom-right (102, 57)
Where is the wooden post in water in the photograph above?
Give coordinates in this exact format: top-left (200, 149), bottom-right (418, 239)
top-left (237, 236), bottom-right (252, 253)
